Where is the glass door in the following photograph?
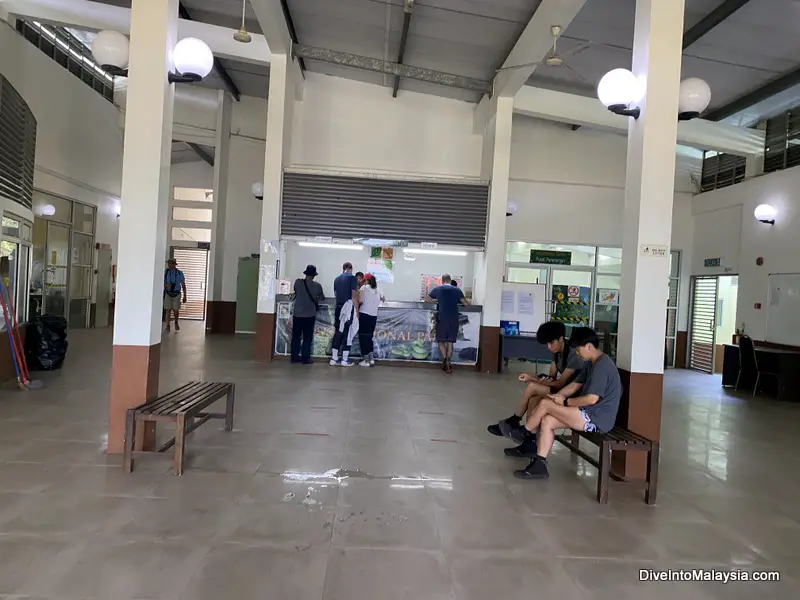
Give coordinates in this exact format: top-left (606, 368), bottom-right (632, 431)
top-left (69, 231), bottom-right (93, 328)
top-left (689, 276), bottom-right (719, 373)
top-left (44, 222), bottom-right (70, 319)
top-left (550, 267), bottom-right (594, 339)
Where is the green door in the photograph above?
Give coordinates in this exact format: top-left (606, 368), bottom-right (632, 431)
top-left (235, 256), bottom-right (259, 333)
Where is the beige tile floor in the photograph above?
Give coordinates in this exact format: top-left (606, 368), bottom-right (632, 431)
top-left (0, 322), bottom-right (799, 599)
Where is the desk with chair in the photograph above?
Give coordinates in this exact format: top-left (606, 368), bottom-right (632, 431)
top-left (499, 335), bottom-right (553, 373)
top-left (721, 336), bottom-right (800, 401)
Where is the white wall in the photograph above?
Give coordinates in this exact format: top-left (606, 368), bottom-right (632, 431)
top-left (289, 73), bottom-right (483, 180)
top-left (505, 117), bottom-right (697, 330)
top-left (284, 242), bottom-right (475, 303)
top-left (692, 166), bottom-right (800, 342)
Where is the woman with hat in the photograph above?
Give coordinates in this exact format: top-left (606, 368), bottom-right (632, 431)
top-left (291, 265), bottom-right (325, 364)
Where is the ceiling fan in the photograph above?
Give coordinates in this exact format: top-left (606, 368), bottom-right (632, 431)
top-left (497, 25), bottom-right (592, 83)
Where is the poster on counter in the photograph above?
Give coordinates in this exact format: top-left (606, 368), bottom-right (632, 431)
top-left (419, 274), bottom-right (464, 300)
top-left (275, 302), bottom-right (479, 364)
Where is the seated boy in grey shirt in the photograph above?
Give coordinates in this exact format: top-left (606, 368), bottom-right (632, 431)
top-left (510, 326), bottom-right (622, 481)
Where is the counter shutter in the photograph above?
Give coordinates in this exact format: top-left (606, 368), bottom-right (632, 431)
top-left (281, 171), bottom-right (489, 248)
top-left (0, 75), bottom-right (37, 210)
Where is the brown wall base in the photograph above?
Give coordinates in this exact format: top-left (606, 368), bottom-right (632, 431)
top-left (614, 368), bottom-right (663, 480)
top-left (108, 343), bottom-right (161, 454)
top-left (206, 301), bottom-right (237, 334)
top-left (255, 313), bottom-right (276, 361)
top-left (477, 325), bottom-right (501, 374)
top-left (675, 330), bottom-right (687, 368)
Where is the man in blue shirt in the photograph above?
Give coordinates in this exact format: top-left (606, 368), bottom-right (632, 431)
top-left (330, 262), bottom-right (359, 366)
top-left (163, 258), bottom-right (186, 333)
top-left (428, 274), bottom-right (469, 373)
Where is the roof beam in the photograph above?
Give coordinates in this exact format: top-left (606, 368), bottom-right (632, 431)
top-left (513, 86), bottom-right (765, 156)
top-left (186, 142), bottom-right (214, 167)
top-left (293, 45), bottom-right (491, 94)
top-left (682, 0), bottom-right (751, 49)
top-left (249, 0), bottom-right (303, 97)
top-left (4, 0), bottom-right (271, 66)
top-left (392, 0), bottom-right (414, 98)
top-left (490, 0), bottom-right (587, 100)
top-left (704, 66), bottom-right (800, 122)
top-left (279, 0), bottom-right (305, 72)
top-left (178, 2), bottom-right (241, 101)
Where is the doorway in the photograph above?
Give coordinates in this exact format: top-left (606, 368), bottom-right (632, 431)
top-left (170, 247), bottom-right (209, 321)
top-left (688, 275), bottom-right (739, 373)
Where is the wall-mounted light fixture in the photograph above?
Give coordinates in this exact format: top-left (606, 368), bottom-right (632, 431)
top-left (298, 242), bottom-right (364, 250)
top-left (38, 204), bottom-right (56, 217)
top-left (91, 31), bottom-right (214, 84)
top-left (597, 69), bottom-right (711, 121)
top-left (754, 203), bottom-right (777, 225)
top-left (251, 182), bottom-right (264, 200)
top-left (506, 199), bottom-right (517, 217)
top-left (402, 248), bottom-right (468, 257)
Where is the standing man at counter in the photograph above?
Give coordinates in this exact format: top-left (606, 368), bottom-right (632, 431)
top-left (331, 262), bottom-right (360, 367)
top-left (291, 265), bottom-right (325, 364)
top-left (429, 274), bottom-right (469, 373)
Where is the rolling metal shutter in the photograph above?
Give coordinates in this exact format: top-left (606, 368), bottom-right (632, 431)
top-left (0, 75), bottom-right (36, 210)
top-left (171, 248), bottom-right (209, 321)
top-left (281, 171), bottom-right (489, 248)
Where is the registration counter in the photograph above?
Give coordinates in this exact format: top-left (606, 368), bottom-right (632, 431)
top-left (274, 295), bottom-right (482, 366)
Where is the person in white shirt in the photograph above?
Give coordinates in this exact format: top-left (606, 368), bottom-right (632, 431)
top-left (358, 273), bottom-right (383, 367)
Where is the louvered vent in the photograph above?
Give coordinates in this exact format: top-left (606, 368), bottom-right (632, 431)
top-left (0, 75), bottom-right (37, 210)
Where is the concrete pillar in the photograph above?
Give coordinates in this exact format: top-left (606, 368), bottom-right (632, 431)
top-left (255, 54), bottom-right (295, 360)
top-left (617, 0), bottom-right (685, 477)
top-left (108, 0), bottom-right (178, 453)
top-left (475, 96), bottom-right (514, 373)
top-left (206, 91), bottom-right (234, 334)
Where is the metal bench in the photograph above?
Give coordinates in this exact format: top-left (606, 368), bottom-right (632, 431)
top-left (555, 426), bottom-right (659, 505)
top-left (123, 381), bottom-right (235, 476)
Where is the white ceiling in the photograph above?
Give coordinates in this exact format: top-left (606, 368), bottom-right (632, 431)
top-left (83, 0), bottom-right (800, 120)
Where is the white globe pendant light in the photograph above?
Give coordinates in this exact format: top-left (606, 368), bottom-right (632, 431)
top-left (251, 182), bottom-right (264, 200)
top-left (678, 77), bottom-right (711, 120)
top-left (91, 30), bottom-right (129, 76)
top-left (506, 199), bottom-right (518, 217)
top-left (169, 37), bottom-right (214, 83)
top-left (754, 204), bottom-right (777, 225)
top-left (597, 68), bottom-right (643, 118)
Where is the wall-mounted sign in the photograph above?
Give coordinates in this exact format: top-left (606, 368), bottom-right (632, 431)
top-left (640, 244), bottom-right (668, 258)
top-left (197, 242), bottom-right (211, 250)
top-left (704, 257), bottom-right (721, 267)
top-left (530, 249), bottom-right (572, 265)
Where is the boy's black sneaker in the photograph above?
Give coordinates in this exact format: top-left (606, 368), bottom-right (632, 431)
top-left (503, 434), bottom-right (538, 458)
top-left (514, 457), bottom-right (549, 480)
top-left (487, 415), bottom-right (520, 437)
top-left (499, 421), bottom-right (529, 444)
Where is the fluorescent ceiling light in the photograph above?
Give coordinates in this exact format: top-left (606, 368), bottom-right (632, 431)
top-left (403, 248), bottom-right (467, 256)
top-left (298, 242), bottom-right (363, 250)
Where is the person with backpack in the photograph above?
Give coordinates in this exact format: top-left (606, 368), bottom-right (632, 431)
top-left (163, 258), bottom-right (186, 333)
top-left (291, 265), bottom-right (325, 364)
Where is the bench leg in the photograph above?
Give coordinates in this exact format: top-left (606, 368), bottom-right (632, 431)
top-left (225, 384), bottom-right (235, 432)
top-left (570, 430), bottom-right (580, 464)
top-left (645, 442), bottom-right (660, 505)
top-left (123, 410), bottom-right (136, 474)
top-left (174, 415), bottom-right (186, 476)
top-left (597, 441), bottom-right (611, 504)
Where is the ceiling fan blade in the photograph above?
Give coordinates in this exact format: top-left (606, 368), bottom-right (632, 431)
top-left (561, 42), bottom-right (592, 59)
top-left (563, 62), bottom-right (592, 84)
top-left (495, 60), bottom-right (543, 73)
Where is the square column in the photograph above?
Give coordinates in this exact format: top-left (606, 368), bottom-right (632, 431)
top-left (617, 0), bottom-right (686, 477)
top-left (206, 91), bottom-right (235, 334)
top-left (108, 0), bottom-right (178, 454)
top-left (255, 54), bottom-right (295, 360)
top-left (475, 96), bottom-right (514, 373)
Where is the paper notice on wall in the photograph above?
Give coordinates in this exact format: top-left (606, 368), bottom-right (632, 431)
top-left (517, 292), bottom-right (534, 315)
top-left (501, 290), bottom-right (516, 316)
top-left (367, 258), bottom-right (394, 283)
top-left (259, 264), bottom-right (276, 301)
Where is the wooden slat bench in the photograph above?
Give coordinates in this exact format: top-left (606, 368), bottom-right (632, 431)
top-left (555, 427), bottom-right (659, 505)
top-left (123, 381), bottom-right (235, 476)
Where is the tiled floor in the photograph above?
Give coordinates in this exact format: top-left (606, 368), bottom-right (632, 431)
top-left (1, 322), bottom-right (799, 599)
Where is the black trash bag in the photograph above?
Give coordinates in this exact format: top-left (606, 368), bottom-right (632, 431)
top-left (25, 315), bottom-right (69, 371)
